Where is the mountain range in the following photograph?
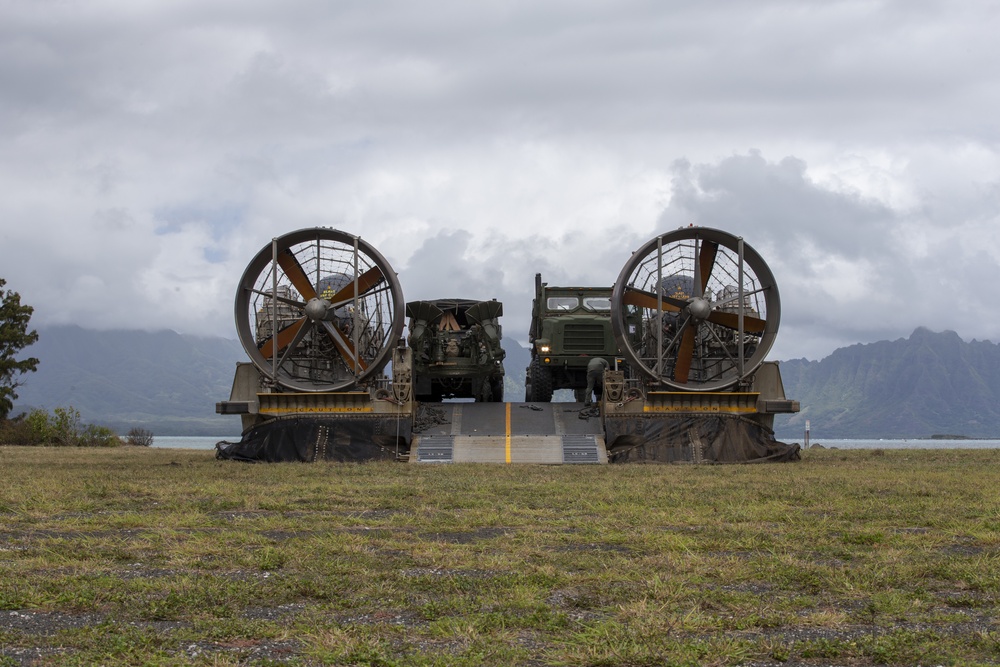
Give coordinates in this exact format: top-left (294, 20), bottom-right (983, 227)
top-left (10, 325), bottom-right (1000, 439)
top-left (11, 326), bottom-right (246, 436)
top-left (773, 327), bottom-right (1000, 439)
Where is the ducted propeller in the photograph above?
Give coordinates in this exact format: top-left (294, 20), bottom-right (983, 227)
top-left (611, 227), bottom-right (780, 391)
top-left (235, 228), bottom-right (403, 392)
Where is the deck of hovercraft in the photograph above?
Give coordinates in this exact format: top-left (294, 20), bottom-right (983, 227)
top-left (410, 402), bottom-right (607, 464)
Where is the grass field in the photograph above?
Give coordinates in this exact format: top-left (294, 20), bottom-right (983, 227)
top-left (1, 446), bottom-right (998, 666)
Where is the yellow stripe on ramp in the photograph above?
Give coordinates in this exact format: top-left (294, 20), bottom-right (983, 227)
top-left (505, 402), bottom-right (512, 463)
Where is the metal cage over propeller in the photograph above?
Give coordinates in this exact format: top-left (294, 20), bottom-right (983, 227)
top-left (610, 227), bottom-right (780, 391)
top-left (235, 228), bottom-right (405, 392)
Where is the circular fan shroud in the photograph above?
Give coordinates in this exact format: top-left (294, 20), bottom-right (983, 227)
top-left (235, 228), bottom-right (404, 392)
top-left (610, 227), bottom-right (780, 391)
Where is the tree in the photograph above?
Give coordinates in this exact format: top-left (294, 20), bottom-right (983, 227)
top-left (0, 278), bottom-right (39, 420)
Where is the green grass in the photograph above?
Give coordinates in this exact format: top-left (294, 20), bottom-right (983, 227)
top-left (1, 446), bottom-right (999, 665)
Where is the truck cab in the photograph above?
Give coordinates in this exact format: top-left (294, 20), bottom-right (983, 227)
top-left (525, 274), bottom-right (619, 402)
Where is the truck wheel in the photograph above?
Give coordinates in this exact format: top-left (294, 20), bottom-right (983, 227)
top-left (490, 376), bottom-right (505, 402)
top-left (529, 358), bottom-right (553, 402)
top-left (475, 378), bottom-right (489, 403)
top-left (574, 388), bottom-right (587, 403)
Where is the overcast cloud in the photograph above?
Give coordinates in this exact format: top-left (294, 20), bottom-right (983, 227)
top-left (2, 0), bottom-right (999, 361)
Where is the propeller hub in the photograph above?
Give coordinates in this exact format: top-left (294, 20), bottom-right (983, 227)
top-left (304, 297), bottom-right (330, 321)
top-left (687, 297), bottom-right (712, 321)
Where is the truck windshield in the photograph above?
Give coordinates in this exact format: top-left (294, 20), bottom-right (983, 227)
top-left (546, 297), bottom-right (579, 311)
top-left (582, 297), bottom-right (611, 311)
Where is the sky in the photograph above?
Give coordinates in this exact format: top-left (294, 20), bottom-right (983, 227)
top-left (2, 0), bottom-right (999, 362)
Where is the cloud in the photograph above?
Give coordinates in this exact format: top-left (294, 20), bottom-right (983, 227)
top-left (2, 0), bottom-right (1000, 363)
top-left (654, 150), bottom-right (1000, 359)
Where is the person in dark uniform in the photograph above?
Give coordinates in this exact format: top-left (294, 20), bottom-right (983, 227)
top-left (584, 357), bottom-right (610, 406)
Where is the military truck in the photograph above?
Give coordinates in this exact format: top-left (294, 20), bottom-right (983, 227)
top-left (525, 274), bottom-right (620, 402)
top-left (406, 298), bottom-right (505, 402)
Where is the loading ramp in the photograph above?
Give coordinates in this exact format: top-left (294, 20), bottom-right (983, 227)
top-left (410, 402), bottom-right (607, 464)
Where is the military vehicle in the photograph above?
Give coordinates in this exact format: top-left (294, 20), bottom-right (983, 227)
top-left (524, 274), bottom-right (620, 402)
top-left (406, 298), bottom-right (505, 402)
top-left (602, 225), bottom-right (800, 462)
top-left (217, 226), bottom-right (799, 465)
top-left (215, 228), bottom-right (412, 462)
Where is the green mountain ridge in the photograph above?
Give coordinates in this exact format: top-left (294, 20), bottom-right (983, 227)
top-left (12, 325), bottom-right (999, 439)
top-left (774, 327), bottom-right (1000, 439)
top-left (12, 325), bottom-right (246, 436)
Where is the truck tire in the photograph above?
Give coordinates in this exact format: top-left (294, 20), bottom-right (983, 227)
top-left (490, 376), bottom-right (504, 402)
top-left (529, 358), bottom-right (553, 402)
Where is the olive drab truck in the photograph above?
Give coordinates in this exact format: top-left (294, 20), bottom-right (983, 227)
top-left (524, 273), bottom-right (621, 402)
top-left (406, 298), bottom-right (506, 402)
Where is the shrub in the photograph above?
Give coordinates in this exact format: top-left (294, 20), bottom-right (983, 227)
top-left (0, 412), bottom-right (41, 445)
top-left (0, 406), bottom-right (119, 447)
top-left (125, 427), bottom-right (154, 447)
top-left (51, 406), bottom-right (82, 446)
top-left (79, 423), bottom-right (121, 447)
top-left (25, 408), bottom-right (53, 443)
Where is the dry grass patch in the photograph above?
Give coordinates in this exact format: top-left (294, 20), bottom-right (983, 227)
top-left (1, 445), bottom-right (999, 665)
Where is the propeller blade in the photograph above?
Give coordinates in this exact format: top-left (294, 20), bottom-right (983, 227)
top-left (706, 310), bottom-right (767, 333)
top-left (319, 321), bottom-right (369, 373)
top-left (276, 249), bottom-right (317, 301)
top-left (258, 317), bottom-right (307, 357)
top-left (621, 286), bottom-right (685, 312)
top-left (326, 266), bottom-right (385, 307)
top-left (673, 324), bottom-right (696, 384)
top-left (698, 240), bottom-right (719, 296)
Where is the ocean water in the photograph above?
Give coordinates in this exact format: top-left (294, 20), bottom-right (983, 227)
top-left (150, 435), bottom-right (1000, 451)
top-left (801, 438), bottom-right (1000, 450)
top-left (152, 436), bottom-right (241, 450)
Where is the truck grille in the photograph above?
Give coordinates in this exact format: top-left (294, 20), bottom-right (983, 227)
top-left (563, 324), bottom-right (606, 353)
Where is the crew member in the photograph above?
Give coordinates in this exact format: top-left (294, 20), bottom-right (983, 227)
top-left (584, 357), bottom-right (610, 407)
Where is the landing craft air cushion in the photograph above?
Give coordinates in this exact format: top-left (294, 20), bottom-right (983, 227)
top-left (216, 226), bottom-right (799, 463)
